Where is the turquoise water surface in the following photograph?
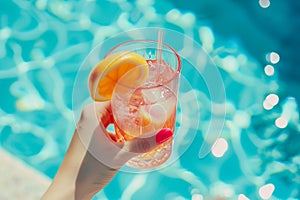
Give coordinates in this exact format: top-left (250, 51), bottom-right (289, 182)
top-left (1, 0), bottom-right (300, 199)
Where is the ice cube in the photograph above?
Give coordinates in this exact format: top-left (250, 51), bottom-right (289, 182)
top-left (141, 88), bottom-right (162, 103)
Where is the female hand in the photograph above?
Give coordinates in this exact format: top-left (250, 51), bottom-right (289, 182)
top-left (42, 102), bottom-right (173, 200)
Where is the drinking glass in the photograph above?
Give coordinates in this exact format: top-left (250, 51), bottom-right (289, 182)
top-left (109, 40), bottom-right (181, 168)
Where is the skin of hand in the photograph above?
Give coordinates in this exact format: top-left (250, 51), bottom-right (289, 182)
top-left (41, 102), bottom-right (173, 200)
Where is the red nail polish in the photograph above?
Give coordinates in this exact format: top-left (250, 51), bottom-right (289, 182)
top-left (156, 128), bottom-right (173, 144)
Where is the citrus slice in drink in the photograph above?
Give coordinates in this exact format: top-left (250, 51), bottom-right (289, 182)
top-left (88, 52), bottom-right (149, 101)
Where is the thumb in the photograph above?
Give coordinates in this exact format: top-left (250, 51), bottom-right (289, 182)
top-left (123, 128), bottom-right (173, 154)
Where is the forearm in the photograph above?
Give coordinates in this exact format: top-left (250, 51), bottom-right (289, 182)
top-left (41, 130), bottom-right (118, 200)
top-left (75, 150), bottom-right (118, 199)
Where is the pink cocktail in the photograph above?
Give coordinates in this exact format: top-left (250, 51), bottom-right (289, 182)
top-left (110, 40), bottom-right (181, 168)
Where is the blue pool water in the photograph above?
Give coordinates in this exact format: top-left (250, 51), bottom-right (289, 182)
top-left (1, 0), bottom-right (300, 199)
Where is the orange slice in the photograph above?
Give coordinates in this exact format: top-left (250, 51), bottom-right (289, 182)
top-left (134, 108), bottom-right (152, 127)
top-left (88, 52), bottom-right (149, 101)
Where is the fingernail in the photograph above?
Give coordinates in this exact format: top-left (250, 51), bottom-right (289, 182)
top-left (156, 128), bottom-right (173, 144)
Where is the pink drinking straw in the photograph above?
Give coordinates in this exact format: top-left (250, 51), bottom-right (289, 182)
top-left (156, 30), bottom-right (164, 80)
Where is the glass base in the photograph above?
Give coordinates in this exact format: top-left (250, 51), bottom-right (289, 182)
top-left (126, 141), bottom-right (172, 168)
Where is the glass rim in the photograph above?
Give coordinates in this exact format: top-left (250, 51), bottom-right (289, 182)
top-left (105, 39), bottom-right (181, 90)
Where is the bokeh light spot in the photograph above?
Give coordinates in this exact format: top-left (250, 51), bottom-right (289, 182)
top-left (258, 183), bottom-right (275, 199)
top-left (275, 117), bottom-right (288, 128)
top-left (263, 93), bottom-right (279, 110)
top-left (264, 65), bottom-right (274, 76)
top-left (266, 52), bottom-right (280, 64)
top-left (270, 52), bottom-right (280, 64)
top-left (259, 0), bottom-right (270, 8)
top-left (266, 94), bottom-right (279, 106)
top-left (212, 138), bottom-right (228, 158)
